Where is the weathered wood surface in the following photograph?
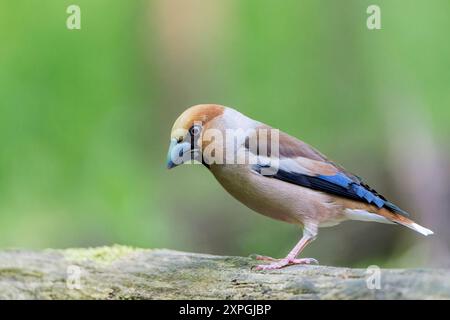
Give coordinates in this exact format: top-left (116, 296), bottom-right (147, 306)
top-left (0, 245), bottom-right (448, 299)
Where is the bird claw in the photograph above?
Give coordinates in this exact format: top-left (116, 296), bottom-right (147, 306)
top-left (254, 257), bottom-right (318, 270)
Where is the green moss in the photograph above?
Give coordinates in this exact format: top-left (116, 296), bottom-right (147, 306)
top-left (0, 268), bottom-right (43, 278)
top-left (63, 244), bottom-right (137, 265)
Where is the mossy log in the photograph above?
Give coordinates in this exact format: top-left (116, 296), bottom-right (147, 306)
top-left (0, 245), bottom-right (448, 299)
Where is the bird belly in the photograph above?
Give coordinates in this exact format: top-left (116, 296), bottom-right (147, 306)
top-left (210, 165), bottom-right (346, 226)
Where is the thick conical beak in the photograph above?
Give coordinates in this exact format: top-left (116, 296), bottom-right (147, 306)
top-left (167, 139), bottom-right (178, 169)
top-left (166, 138), bottom-right (191, 169)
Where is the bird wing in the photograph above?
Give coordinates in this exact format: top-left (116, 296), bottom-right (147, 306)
top-left (249, 130), bottom-right (409, 217)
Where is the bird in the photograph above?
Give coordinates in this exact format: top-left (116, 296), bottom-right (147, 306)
top-left (166, 104), bottom-right (434, 270)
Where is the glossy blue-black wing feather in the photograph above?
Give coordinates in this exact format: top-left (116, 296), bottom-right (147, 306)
top-left (253, 164), bottom-right (409, 217)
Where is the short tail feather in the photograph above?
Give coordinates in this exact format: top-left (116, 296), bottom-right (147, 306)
top-left (345, 208), bottom-right (434, 236)
top-left (370, 205), bottom-right (434, 236)
top-left (391, 217), bottom-right (434, 236)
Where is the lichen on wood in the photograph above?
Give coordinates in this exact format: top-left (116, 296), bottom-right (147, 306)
top-left (0, 245), bottom-right (448, 299)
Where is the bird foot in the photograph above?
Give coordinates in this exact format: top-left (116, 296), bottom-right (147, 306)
top-left (253, 256), bottom-right (318, 270)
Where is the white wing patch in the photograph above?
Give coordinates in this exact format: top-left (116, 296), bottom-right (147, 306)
top-left (278, 158), bottom-right (312, 175)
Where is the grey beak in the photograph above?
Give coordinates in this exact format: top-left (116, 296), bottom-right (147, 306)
top-left (167, 139), bottom-right (178, 169)
top-left (166, 138), bottom-right (191, 169)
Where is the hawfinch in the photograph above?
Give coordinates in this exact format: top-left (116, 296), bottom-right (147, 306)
top-left (167, 104), bottom-right (433, 270)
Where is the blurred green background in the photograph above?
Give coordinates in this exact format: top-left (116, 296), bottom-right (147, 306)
top-left (1, 0), bottom-right (449, 268)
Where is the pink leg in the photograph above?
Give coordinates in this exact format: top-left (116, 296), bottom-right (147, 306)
top-left (254, 227), bottom-right (318, 270)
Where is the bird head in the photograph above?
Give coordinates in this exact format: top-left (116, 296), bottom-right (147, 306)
top-left (167, 104), bottom-right (225, 169)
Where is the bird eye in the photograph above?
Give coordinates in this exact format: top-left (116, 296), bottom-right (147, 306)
top-left (189, 125), bottom-right (201, 136)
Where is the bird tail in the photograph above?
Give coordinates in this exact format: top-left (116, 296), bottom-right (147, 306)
top-left (345, 208), bottom-right (434, 236)
top-left (379, 209), bottom-right (433, 236)
top-left (371, 207), bottom-right (434, 236)
top-left (345, 205), bottom-right (434, 236)
top-left (392, 217), bottom-right (434, 236)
